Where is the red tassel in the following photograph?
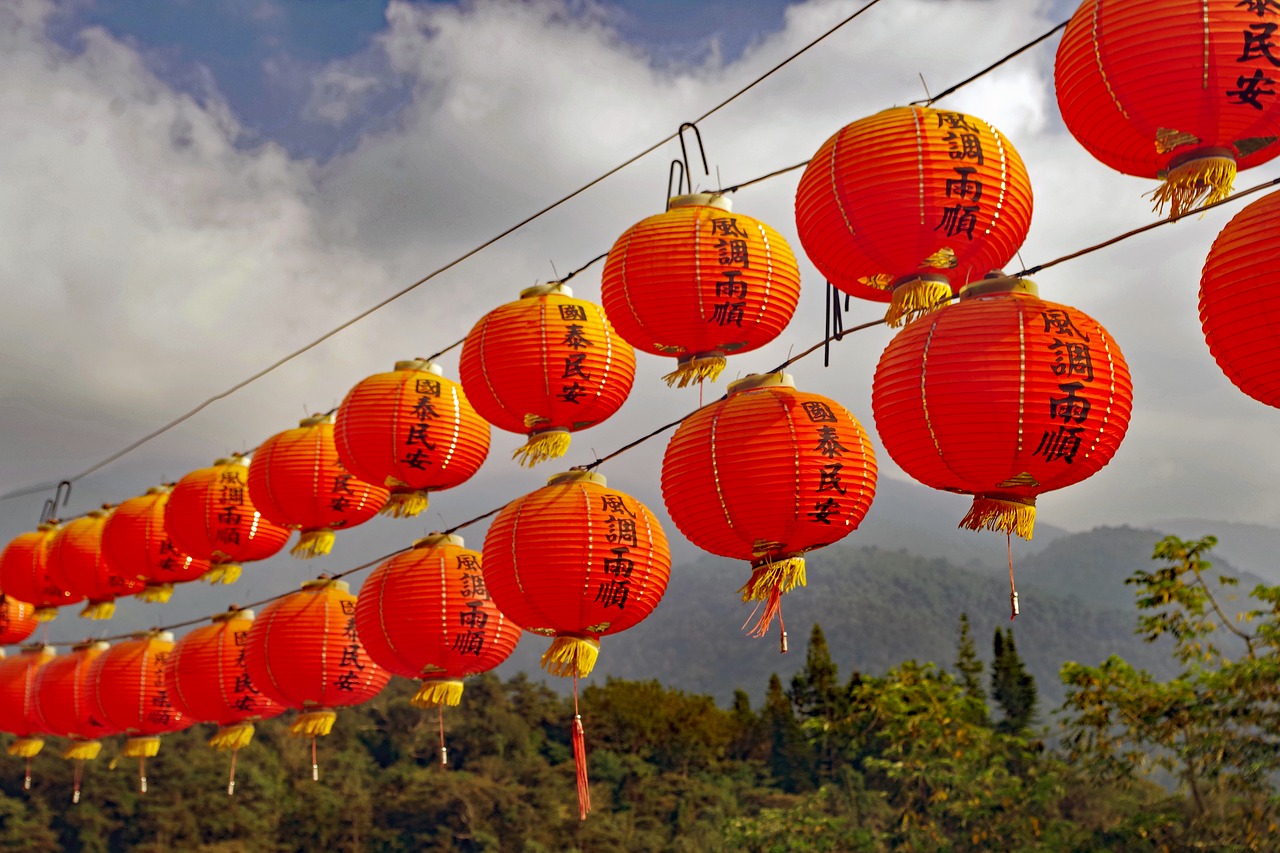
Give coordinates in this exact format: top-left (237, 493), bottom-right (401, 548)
top-left (743, 586), bottom-right (784, 639)
top-left (572, 677), bottom-right (590, 820)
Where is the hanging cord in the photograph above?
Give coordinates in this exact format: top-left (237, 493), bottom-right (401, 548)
top-left (571, 674), bottom-right (591, 821)
top-left (227, 747), bottom-right (238, 796)
top-left (438, 706), bottom-right (449, 767)
top-left (1008, 532), bottom-right (1020, 621)
top-left (823, 281), bottom-right (849, 367)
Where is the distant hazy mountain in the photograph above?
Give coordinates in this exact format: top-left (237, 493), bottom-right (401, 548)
top-left (1155, 518), bottom-right (1280, 585)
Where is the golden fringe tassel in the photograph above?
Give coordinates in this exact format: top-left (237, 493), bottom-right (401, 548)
top-left (137, 583), bottom-right (174, 604)
top-left (8, 738), bottom-right (44, 757)
top-left (80, 599), bottom-right (115, 620)
top-left (541, 636), bottom-right (600, 678)
top-left (513, 429), bottom-right (571, 468)
top-left (34, 607), bottom-right (58, 623)
top-left (62, 741), bottom-right (102, 761)
top-left (1150, 154), bottom-right (1236, 217)
top-left (960, 496), bottom-right (1037, 540)
top-left (885, 278), bottom-right (954, 328)
top-left (739, 556), bottom-right (807, 638)
top-left (662, 354), bottom-right (727, 388)
top-left (289, 710), bottom-right (337, 739)
top-left (209, 723), bottom-right (255, 752)
top-left (290, 528), bottom-right (335, 559)
top-left (411, 679), bottom-right (465, 708)
top-left (380, 490), bottom-right (429, 518)
top-left (122, 737), bottom-right (161, 758)
top-left (202, 563), bottom-right (242, 585)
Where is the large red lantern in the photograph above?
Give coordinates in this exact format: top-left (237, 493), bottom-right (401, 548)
top-left (245, 579), bottom-right (390, 780)
top-left (600, 194), bottom-right (802, 386)
top-left (1055, 0), bottom-right (1280, 216)
top-left (31, 641), bottom-right (118, 803)
top-left (247, 415), bottom-right (391, 559)
top-left (0, 594), bottom-right (38, 645)
top-left (0, 643), bottom-right (54, 790)
top-left (459, 284), bottom-right (636, 466)
top-left (661, 373), bottom-right (877, 640)
top-left (101, 486), bottom-right (211, 603)
top-left (168, 609), bottom-right (285, 795)
top-left (165, 455), bottom-right (292, 584)
top-left (1199, 188), bottom-right (1280, 406)
top-left (0, 523), bottom-right (81, 620)
top-left (872, 277), bottom-right (1133, 608)
top-left (334, 360), bottom-right (491, 518)
top-left (89, 631), bottom-right (191, 792)
top-left (45, 509), bottom-right (144, 619)
top-left (795, 105), bottom-right (1033, 326)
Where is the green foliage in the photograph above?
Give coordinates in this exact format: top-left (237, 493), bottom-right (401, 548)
top-left (991, 627), bottom-right (1037, 733)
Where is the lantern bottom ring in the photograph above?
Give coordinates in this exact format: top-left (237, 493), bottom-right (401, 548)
top-left (883, 272), bottom-right (953, 328)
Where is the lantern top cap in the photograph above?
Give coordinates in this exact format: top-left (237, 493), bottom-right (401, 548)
top-left (413, 532), bottom-right (465, 550)
top-left (72, 640), bottom-right (110, 652)
top-left (129, 630), bottom-right (174, 643)
top-left (545, 469), bottom-right (607, 488)
top-left (727, 372), bottom-right (795, 395)
top-left (520, 282), bottom-right (572, 299)
top-left (143, 485), bottom-right (171, 496)
top-left (213, 454), bottom-right (248, 468)
top-left (668, 192), bottom-right (732, 212)
top-left (299, 413), bottom-right (334, 427)
top-left (959, 274), bottom-right (1038, 301)
top-left (393, 359), bottom-right (444, 375)
top-left (212, 607), bottom-right (254, 624)
top-left (300, 577), bottom-right (350, 594)
top-left (20, 643), bottom-right (55, 656)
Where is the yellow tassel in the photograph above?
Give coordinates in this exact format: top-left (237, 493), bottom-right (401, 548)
top-left (960, 496), bottom-right (1037, 540)
top-left (411, 679), bottom-right (465, 708)
top-left (885, 277), bottom-right (954, 328)
top-left (209, 723), bottom-right (255, 752)
top-left (8, 738), bottom-right (44, 757)
top-left (739, 556), bottom-right (807, 603)
top-left (122, 737), bottom-right (161, 758)
top-left (1150, 153), bottom-right (1236, 217)
top-left (661, 354), bottom-right (727, 388)
top-left (379, 490), bottom-right (429, 518)
top-left (202, 563), bottom-right (242, 585)
top-left (79, 599), bottom-right (115, 620)
top-left (513, 429), bottom-right (571, 468)
top-left (290, 528), bottom-right (335, 559)
top-left (34, 607), bottom-right (58, 623)
top-left (62, 741), bottom-right (102, 761)
top-left (540, 636), bottom-right (600, 678)
top-left (289, 710), bottom-right (337, 739)
top-left (137, 583), bottom-right (174, 604)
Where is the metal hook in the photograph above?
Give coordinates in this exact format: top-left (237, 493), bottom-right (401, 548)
top-left (666, 160), bottom-right (686, 210)
top-left (677, 122), bottom-right (710, 191)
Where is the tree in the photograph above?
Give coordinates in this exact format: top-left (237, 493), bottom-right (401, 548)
top-left (991, 627), bottom-right (1037, 734)
top-left (954, 613), bottom-right (987, 723)
top-left (790, 624), bottom-right (845, 781)
top-left (760, 673), bottom-right (812, 792)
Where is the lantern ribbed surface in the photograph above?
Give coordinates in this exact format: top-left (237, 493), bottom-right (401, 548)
top-left (247, 415), bottom-right (390, 559)
top-left (0, 645), bottom-right (55, 755)
top-left (0, 595), bottom-right (38, 645)
top-left (45, 510), bottom-right (143, 619)
top-left (0, 524), bottom-right (81, 618)
top-left (89, 633), bottom-right (190, 747)
top-left (334, 361), bottom-right (491, 519)
top-left (168, 610), bottom-right (284, 731)
top-left (872, 278), bottom-right (1133, 539)
top-left (482, 470), bottom-right (670, 678)
top-left (102, 487), bottom-right (211, 603)
top-left (1200, 188), bottom-right (1280, 407)
top-left (600, 194), bottom-right (801, 386)
top-left (32, 642), bottom-right (118, 745)
top-left (166, 456), bottom-right (292, 583)
top-left (245, 579), bottom-right (390, 739)
top-left (459, 284), bottom-right (636, 467)
top-left (795, 106), bottom-right (1033, 326)
top-left (1055, 0), bottom-right (1280, 215)
top-left (355, 534), bottom-right (520, 708)
top-left (661, 373), bottom-right (877, 636)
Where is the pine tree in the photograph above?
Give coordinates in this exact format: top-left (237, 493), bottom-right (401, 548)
top-left (991, 627), bottom-right (1037, 733)
top-left (760, 673), bottom-right (812, 791)
top-left (955, 613), bottom-right (988, 723)
top-left (790, 623), bottom-right (843, 780)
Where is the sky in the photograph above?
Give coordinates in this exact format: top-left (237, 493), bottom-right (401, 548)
top-left (2, 0), bottom-right (1278, 648)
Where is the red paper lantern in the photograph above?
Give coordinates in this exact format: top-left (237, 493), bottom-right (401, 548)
top-left (168, 609), bottom-right (285, 795)
top-left (795, 105), bottom-right (1033, 326)
top-left (45, 509), bottom-right (144, 620)
top-left (1199, 188), bottom-right (1280, 406)
top-left (0, 523), bottom-right (81, 620)
top-left (661, 373), bottom-right (877, 638)
top-left (356, 534), bottom-right (520, 707)
top-left (459, 284), bottom-right (636, 466)
top-left (247, 415), bottom-right (391, 559)
top-left (872, 276), bottom-right (1133, 541)
top-left (165, 455), bottom-right (292, 584)
top-left (101, 486), bottom-right (211, 604)
top-left (31, 641), bottom-right (118, 802)
top-left (0, 594), bottom-right (38, 645)
top-left (245, 579), bottom-right (390, 779)
top-left (1056, 0), bottom-right (1280, 216)
top-left (601, 193), bottom-right (801, 386)
top-left (0, 643), bottom-right (55, 788)
top-left (334, 360), bottom-right (491, 518)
